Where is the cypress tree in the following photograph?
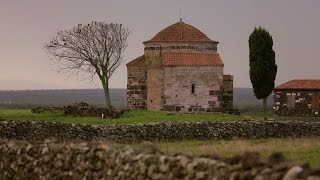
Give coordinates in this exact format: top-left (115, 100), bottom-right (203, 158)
top-left (249, 27), bottom-right (277, 112)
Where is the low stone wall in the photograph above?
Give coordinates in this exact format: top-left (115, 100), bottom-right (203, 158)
top-left (1, 139), bottom-right (320, 179)
top-left (1, 120), bottom-right (320, 143)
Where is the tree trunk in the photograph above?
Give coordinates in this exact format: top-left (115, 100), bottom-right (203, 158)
top-left (263, 98), bottom-right (267, 120)
top-left (263, 98), bottom-right (267, 112)
top-left (102, 80), bottom-right (111, 107)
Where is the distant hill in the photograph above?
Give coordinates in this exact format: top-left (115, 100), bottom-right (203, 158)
top-left (0, 88), bottom-right (272, 110)
top-left (0, 89), bottom-right (126, 109)
top-left (233, 88), bottom-right (273, 112)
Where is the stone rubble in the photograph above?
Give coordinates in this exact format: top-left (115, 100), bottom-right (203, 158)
top-left (0, 139), bottom-right (319, 179)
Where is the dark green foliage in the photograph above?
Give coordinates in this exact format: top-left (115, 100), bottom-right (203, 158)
top-left (249, 27), bottom-right (277, 100)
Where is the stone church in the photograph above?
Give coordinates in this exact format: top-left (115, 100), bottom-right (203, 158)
top-left (126, 20), bottom-right (233, 112)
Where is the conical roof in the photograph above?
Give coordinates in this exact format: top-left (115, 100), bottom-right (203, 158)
top-left (144, 20), bottom-right (217, 43)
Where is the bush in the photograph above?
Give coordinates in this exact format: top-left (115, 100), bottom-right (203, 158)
top-left (31, 102), bottom-right (125, 118)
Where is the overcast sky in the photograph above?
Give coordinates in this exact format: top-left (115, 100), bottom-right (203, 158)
top-left (0, 0), bottom-right (319, 90)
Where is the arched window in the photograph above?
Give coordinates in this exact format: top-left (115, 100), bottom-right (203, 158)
top-left (191, 83), bottom-right (195, 94)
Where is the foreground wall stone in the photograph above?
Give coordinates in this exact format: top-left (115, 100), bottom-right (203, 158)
top-left (1, 140), bottom-right (320, 179)
top-left (2, 120), bottom-right (320, 143)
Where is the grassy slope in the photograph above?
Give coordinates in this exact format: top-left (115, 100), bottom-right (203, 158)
top-left (123, 138), bottom-right (320, 167)
top-left (0, 109), bottom-right (275, 125)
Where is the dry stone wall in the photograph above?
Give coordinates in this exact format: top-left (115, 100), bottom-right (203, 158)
top-left (1, 139), bottom-right (320, 179)
top-left (2, 120), bottom-right (320, 143)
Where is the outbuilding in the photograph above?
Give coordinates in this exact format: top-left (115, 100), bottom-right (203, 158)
top-left (273, 79), bottom-right (320, 116)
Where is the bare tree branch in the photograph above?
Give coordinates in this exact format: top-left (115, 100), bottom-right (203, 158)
top-left (44, 21), bottom-right (129, 107)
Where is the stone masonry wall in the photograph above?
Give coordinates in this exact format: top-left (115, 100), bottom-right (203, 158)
top-left (274, 90), bottom-right (320, 117)
top-left (127, 66), bottom-right (148, 109)
top-left (144, 47), bottom-right (161, 67)
top-left (163, 66), bottom-right (224, 112)
top-left (144, 42), bottom-right (218, 55)
top-left (2, 120), bottom-right (320, 143)
top-left (2, 140), bottom-right (319, 179)
top-left (222, 75), bottom-right (234, 111)
top-left (143, 42), bottom-right (164, 111)
top-left (147, 68), bottom-right (165, 111)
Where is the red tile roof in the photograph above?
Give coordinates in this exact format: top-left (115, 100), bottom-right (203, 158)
top-left (126, 55), bottom-right (145, 66)
top-left (126, 55), bottom-right (163, 69)
top-left (127, 52), bottom-right (224, 68)
top-left (163, 52), bottom-right (224, 66)
top-left (275, 79), bottom-right (320, 90)
top-left (144, 21), bottom-right (217, 43)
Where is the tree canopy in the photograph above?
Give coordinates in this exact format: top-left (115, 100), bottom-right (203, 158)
top-left (249, 27), bottom-right (277, 111)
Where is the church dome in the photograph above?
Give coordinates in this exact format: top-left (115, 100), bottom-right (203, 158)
top-left (144, 20), bottom-right (217, 43)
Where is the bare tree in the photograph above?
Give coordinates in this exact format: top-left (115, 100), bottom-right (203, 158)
top-left (45, 22), bottom-right (129, 107)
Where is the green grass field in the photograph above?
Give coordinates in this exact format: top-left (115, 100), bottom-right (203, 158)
top-left (1, 109), bottom-right (320, 167)
top-left (0, 109), bottom-right (276, 125)
top-left (120, 138), bottom-right (320, 167)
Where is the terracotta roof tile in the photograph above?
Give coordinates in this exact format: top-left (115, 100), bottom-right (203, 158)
top-left (275, 79), bottom-right (320, 90)
top-left (163, 52), bottom-right (224, 66)
top-left (144, 21), bottom-right (217, 43)
top-left (126, 55), bottom-right (145, 67)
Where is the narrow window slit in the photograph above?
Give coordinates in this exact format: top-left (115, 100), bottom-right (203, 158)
top-left (191, 84), bottom-right (195, 94)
